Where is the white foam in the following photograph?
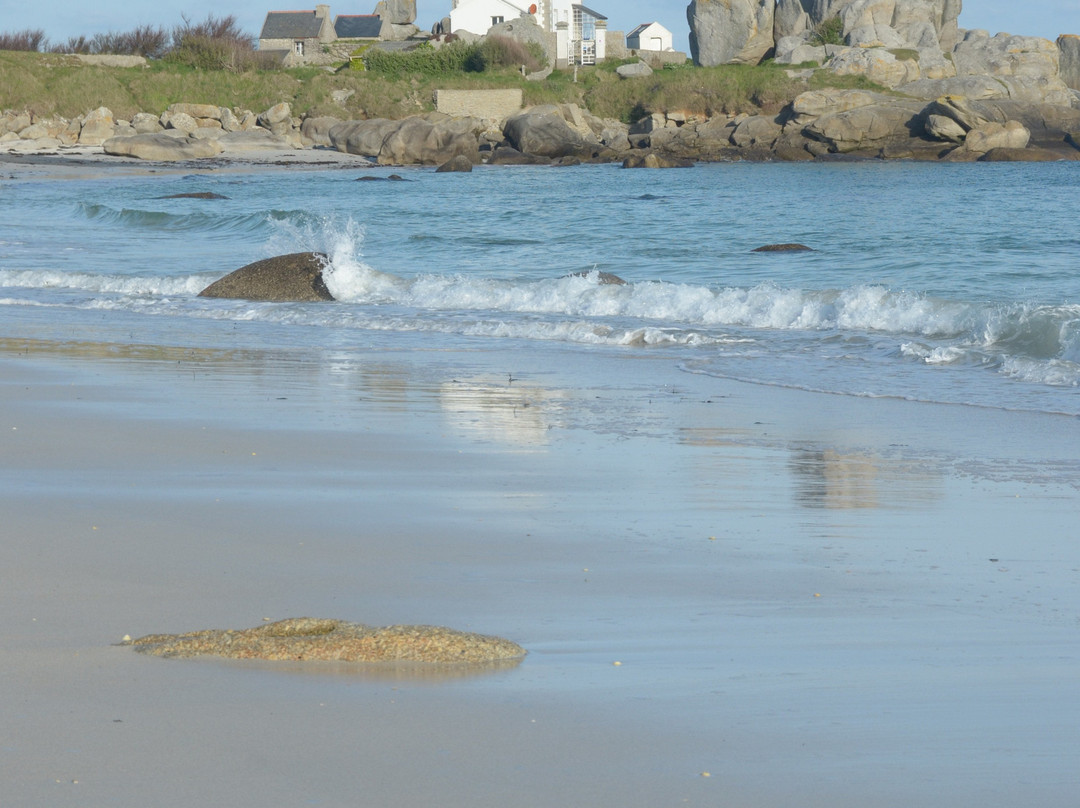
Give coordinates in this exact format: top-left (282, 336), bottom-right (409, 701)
top-left (0, 269), bottom-right (216, 296)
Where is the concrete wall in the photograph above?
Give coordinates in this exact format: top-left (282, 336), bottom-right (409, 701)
top-left (434, 89), bottom-right (523, 120)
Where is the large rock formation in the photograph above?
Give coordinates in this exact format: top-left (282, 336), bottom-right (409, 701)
top-left (376, 116), bottom-right (479, 165)
top-left (373, 0), bottom-right (416, 25)
top-left (102, 133), bottom-right (224, 161)
top-left (772, 0), bottom-right (961, 50)
top-left (1060, 35), bottom-right (1080, 92)
top-left (198, 253), bottom-right (334, 302)
top-left (503, 104), bottom-right (605, 158)
top-left (687, 0), bottom-right (775, 66)
top-left (327, 116), bottom-right (480, 165)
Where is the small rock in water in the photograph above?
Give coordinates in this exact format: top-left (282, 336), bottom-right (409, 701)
top-left (752, 243), bottom-right (814, 252)
top-left (563, 270), bottom-right (627, 285)
top-left (156, 192), bottom-right (229, 200)
top-left (435, 154), bottom-right (475, 173)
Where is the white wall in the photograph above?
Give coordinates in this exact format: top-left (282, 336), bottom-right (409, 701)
top-left (450, 0), bottom-right (531, 36)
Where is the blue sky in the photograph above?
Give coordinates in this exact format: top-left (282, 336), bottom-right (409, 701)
top-left (1, 1), bottom-right (1077, 51)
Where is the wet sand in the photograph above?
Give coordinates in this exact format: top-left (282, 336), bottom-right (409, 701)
top-left (2, 330), bottom-right (1079, 807)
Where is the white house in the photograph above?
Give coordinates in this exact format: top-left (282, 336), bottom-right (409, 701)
top-left (449, 0), bottom-right (607, 65)
top-left (449, 0), bottom-right (535, 37)
top-left (626, 22), bottom-right (673, 52)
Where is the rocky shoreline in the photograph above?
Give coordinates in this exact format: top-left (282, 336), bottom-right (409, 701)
top-left (3, 21), bottom-right (1079, 167)
top-left (3, 86), bottom-right (1078, 168)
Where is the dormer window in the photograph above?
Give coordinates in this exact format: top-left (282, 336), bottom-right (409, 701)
top-left (491, 16), bottom-right (504, 25)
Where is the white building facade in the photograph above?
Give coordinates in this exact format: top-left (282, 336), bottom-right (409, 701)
top-left (626, 22), bottom-right (673, 52)
top-left (449, 0), bottom-right (607, 65)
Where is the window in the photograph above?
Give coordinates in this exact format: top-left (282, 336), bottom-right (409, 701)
top-left (492, 16), bottom-right (504, 25)
top-left (294, 40), bottom-right (304, 55)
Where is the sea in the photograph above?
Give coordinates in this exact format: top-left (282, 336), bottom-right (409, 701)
top-left (2, 159), bottom-right (1079, 416)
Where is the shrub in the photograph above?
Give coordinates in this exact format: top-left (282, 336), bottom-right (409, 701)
top-left (85, 25), bottom-right (171, 58)
top-left (0, 29), bottom-right (48, 52)
top-left (172, 14), bottom-right (254, 50)
top-left (166, 14), bottom-right (264, 71)
top-left (362, 40), bottom-right (478, 74)
top-left (466, 35), bottom-right (546, 73)
top-left (809, 17), bottom-right (845, 47)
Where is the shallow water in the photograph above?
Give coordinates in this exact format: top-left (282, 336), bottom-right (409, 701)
top-left (3, 158), bottom-right (1080, 807)
top-left (2, 160), bottom-right (1079, 416)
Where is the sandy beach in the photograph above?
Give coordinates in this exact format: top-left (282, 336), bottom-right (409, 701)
top-left (3, 322), bottom-right (1079, 807)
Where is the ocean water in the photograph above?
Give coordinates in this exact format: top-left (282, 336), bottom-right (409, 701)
top-left (2, 160), bottom-right (1079, 415)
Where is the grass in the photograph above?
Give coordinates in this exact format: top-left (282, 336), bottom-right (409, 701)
top-left (0, 49), bottom-right (884, 124)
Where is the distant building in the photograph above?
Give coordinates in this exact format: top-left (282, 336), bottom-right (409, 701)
top-left (448, 0), bottom-right (609, 66)
top-left (626, 22), bottom-right (673, 53)
top-left (259, 5), bottom-right (337, 62)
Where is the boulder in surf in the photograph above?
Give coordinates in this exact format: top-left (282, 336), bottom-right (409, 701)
top-left (198, 252), bottom-right (335, 302)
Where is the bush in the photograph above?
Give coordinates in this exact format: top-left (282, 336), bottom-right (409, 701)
top-left (809, 17), bottom-right (845, 47)
top-left (362, 40), bottom-right (478, 74)
top-left (166, 14), bottom-right (265, 71)
top-left (172, 14), bottom-right (254, 50)
top-left (466, 35), bottom-right (546, 73)
top-left (0, 29), bottom-right (48, 52)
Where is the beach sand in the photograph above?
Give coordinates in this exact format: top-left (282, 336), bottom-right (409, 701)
top-left (2, 329), bottom-right (1079, 808)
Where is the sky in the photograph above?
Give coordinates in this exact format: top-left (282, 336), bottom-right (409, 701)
top-left (1, 0), bottom-right (1077, 52)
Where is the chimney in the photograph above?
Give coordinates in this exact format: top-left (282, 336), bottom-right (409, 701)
top-left (315, 4), bottom-right (329, 18)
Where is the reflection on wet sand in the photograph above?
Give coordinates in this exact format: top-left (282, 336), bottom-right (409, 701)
top-left (680, 427), bottom-right (942, 511)
top-left (439, 378), bottom-right (567, 449)
top-left (789, 449), bottom-right (941, 510)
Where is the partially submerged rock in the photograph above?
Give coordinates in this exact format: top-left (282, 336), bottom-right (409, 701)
top-left (124, 617), bottom-right (526, 664)
top-left (435, 154), bottom-right (474, 172)
top-left (198, 252), bottom-right (334, 302)
top-left (622, 153), bottom-right (694, 168)
top-left (564, 270), bottom-right (628, 285)
top-left (753, 243), bottom-right (814, 252)
top-left (157, 192), bottom-right (229, 200)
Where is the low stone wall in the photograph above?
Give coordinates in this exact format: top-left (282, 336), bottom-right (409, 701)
top-left (434, 89), bottom-right (522, 120)
top-left (71, 54), bottom-right (148, 68)
top-left (629, 49), bottom-right (689, 68)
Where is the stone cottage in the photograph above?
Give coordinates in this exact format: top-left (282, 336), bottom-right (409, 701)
top-left (259, 5), bottom-right (337, 63)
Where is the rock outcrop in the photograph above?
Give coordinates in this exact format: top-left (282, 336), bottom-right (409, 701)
top-left (374, 0), bottom-right (416, 25)
top-left (102, 133), bottom-right (225, 161)
top-left (328, 116), bottom-right (480, 165)
top-left (503, 104), bottom-right (613, 159)
top-left (1060, 35), bottom-right (1080, 92)
top-left (198, 253), bottom-right (334, 302)
top-left (687, 0), bottom-right (775, 66)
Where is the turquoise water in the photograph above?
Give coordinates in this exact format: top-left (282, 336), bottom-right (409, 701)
top-left (2, 160), bottom-right (1079, 414)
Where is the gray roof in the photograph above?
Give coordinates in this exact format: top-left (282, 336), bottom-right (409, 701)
top-left (260, 11), bottom-right (325, 40)
top-left (627, 23), bottom-right (654, 39)
top-left (573, 4), bottom-right (608, 21)
top-left (335, 15), bottom-right (383, 39)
